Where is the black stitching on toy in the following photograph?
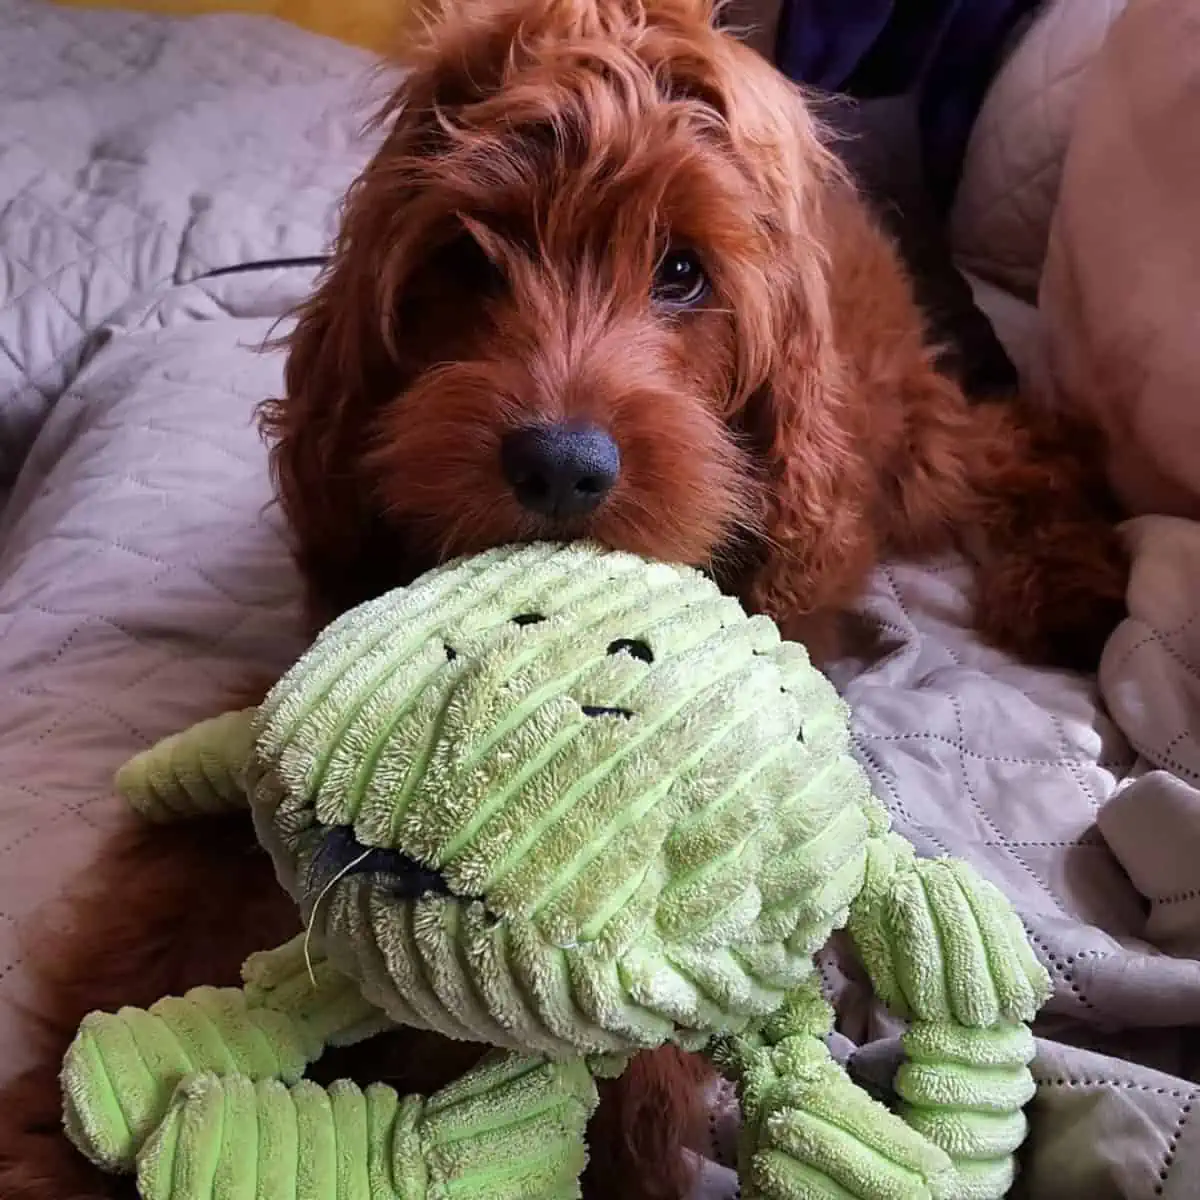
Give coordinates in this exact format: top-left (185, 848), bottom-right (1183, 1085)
top-left (444, 645), bottom-right (458, 661)
top-left (582, 705), bottom-right (635, 719)
top-left (310, 827), bottom-right (460, 902)
top-left (607, 638), bottom-right (653, 663)
top-left (512, 613), bottom-right (545, 626)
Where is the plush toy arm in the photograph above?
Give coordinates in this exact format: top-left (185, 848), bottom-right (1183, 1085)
top-left (712, 977), bottom-right (953, 1200)
top-left (63, 936), bottom-right (387, 1173)
top-left (847, 835), bottom-right (1050, 1199)
top-left (116, 709), bottom-right (258, 822)
top-left (135, 1051), bottom-right (599, 1200)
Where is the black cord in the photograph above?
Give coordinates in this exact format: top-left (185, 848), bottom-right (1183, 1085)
top-left (194, 255), bottom-right (331, 281)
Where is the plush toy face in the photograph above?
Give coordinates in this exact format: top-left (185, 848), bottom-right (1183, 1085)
top-left (249, 543), bottom-right (875, 1056)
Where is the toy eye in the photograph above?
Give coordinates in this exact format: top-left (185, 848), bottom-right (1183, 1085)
top-left (582, 705), bottom-right (635, 719)
top-left (607, 638), bottom-right (653, 663)
top-left (444, 645), bottom-right (457, 661)
top-left (513, 613), bottom-right (545, 626)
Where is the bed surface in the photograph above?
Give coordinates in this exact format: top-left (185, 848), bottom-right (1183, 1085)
top-left (0, 0), bottom-right (372, 1060)
top-left (0, 2), bottom-right (1197, 1195)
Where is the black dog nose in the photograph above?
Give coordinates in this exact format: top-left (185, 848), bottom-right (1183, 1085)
top-left (501, 424), bottom-right (620, 519)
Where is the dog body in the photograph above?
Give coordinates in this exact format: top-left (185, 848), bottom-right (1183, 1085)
top-left (0, 1), bottom-right (1126, 1196)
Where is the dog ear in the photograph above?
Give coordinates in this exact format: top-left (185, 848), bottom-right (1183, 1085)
top-left (698, 52), bottom-right (878, 622)
top-left (259, 158), bottom-right (432, 629)
top-left (262, 29), bottom-right (522, 630)
top-left (736, 339), bottom-right (880, 625)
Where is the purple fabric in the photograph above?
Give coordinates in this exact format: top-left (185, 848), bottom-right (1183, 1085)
top-left (775, 0), bottom-right (893, 92)
top-left (775, 0), bottom-right (1043, 209)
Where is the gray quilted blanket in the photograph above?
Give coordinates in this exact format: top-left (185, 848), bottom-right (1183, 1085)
top-left (0, 2), bottom-right (1196, 1196)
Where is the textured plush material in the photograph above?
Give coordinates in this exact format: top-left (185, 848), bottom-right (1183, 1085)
top-left (68, 939), bottom-right (594, 1200)
top-left (63, 544), bottom-right (1049, 1200)
top-left (116, 710), bottom-right (259, 822)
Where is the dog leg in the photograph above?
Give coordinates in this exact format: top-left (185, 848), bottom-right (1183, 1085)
top-left (884, 377), bottom-right (1129, 669)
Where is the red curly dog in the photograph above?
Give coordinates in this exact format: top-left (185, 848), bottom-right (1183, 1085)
top-left (0, 0), bottom-right (1126, 1196)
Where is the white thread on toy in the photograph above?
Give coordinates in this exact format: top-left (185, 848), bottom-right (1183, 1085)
top-left (304, 848), bottom-right (373, 985)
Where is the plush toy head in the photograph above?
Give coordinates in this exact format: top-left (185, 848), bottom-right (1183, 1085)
top-left (249, 542), bottom-right (877, 1058)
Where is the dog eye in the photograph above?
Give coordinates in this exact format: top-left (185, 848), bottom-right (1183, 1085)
top-left (651, 249), bottom-right (709, 310)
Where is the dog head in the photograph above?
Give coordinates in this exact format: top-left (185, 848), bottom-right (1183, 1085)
top-left (264, 0), bottom-right (850, 624)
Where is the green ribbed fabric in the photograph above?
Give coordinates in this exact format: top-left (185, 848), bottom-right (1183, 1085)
top-left (63, 543), bottom-right (1051, 1200)
top-left (135, 1054), bottom-right (596, 1200)
top-left (62, 940), bottom-right (386, 1173)
top-left (117, 709), bottom-right (257, 822)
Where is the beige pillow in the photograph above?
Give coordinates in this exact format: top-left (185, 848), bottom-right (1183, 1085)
top-left (951, 0), bottom-right (1129, 301)
top-left (1040, 0), bottom-right (1200, 519)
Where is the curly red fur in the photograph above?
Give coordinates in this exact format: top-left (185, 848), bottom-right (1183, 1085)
top-left (0, 0), bottom-right (1128, 1196)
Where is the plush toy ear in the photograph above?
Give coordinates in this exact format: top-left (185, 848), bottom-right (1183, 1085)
top-left (115, 708), bottom-right (258, 823)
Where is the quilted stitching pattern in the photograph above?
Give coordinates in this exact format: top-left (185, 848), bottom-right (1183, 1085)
top-left (686, 556), bottom-right (1200, 1197)
top-left (0, 0), bottom-right (379, 503)
top-left (0, 280), bottom-right (311, 1080)
top-left (0, 0), bottom-right (378, 1079)
top-left (834, 558), bottom-right (1200, 1032)
top-left (696, 1036), bottom-right (1200, 1198)
top-left (950, 0), bottom-right (1129, 299)
top-left (1098, 517), bottom-right (1200, 966)
top-left (1027, 1040), bottom-right (1200, 1197)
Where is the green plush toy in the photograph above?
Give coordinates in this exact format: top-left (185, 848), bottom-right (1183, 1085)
top-left (62, 542), bottom-right (1050, 1200)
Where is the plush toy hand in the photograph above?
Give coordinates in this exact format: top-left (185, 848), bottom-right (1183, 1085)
top-left (63, 938), bottom-right (384, 1172)
top-left (846, 836), bottom-right (1047, 1199)
top-left (716, 981), bottom-right (954, 1200)
top-left (116, 709), bottom-right (257, 822)
top-left (849, 836), bottom-right (1051, 1027)
top-left (136, 1052), bottom-right (599, 1200)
